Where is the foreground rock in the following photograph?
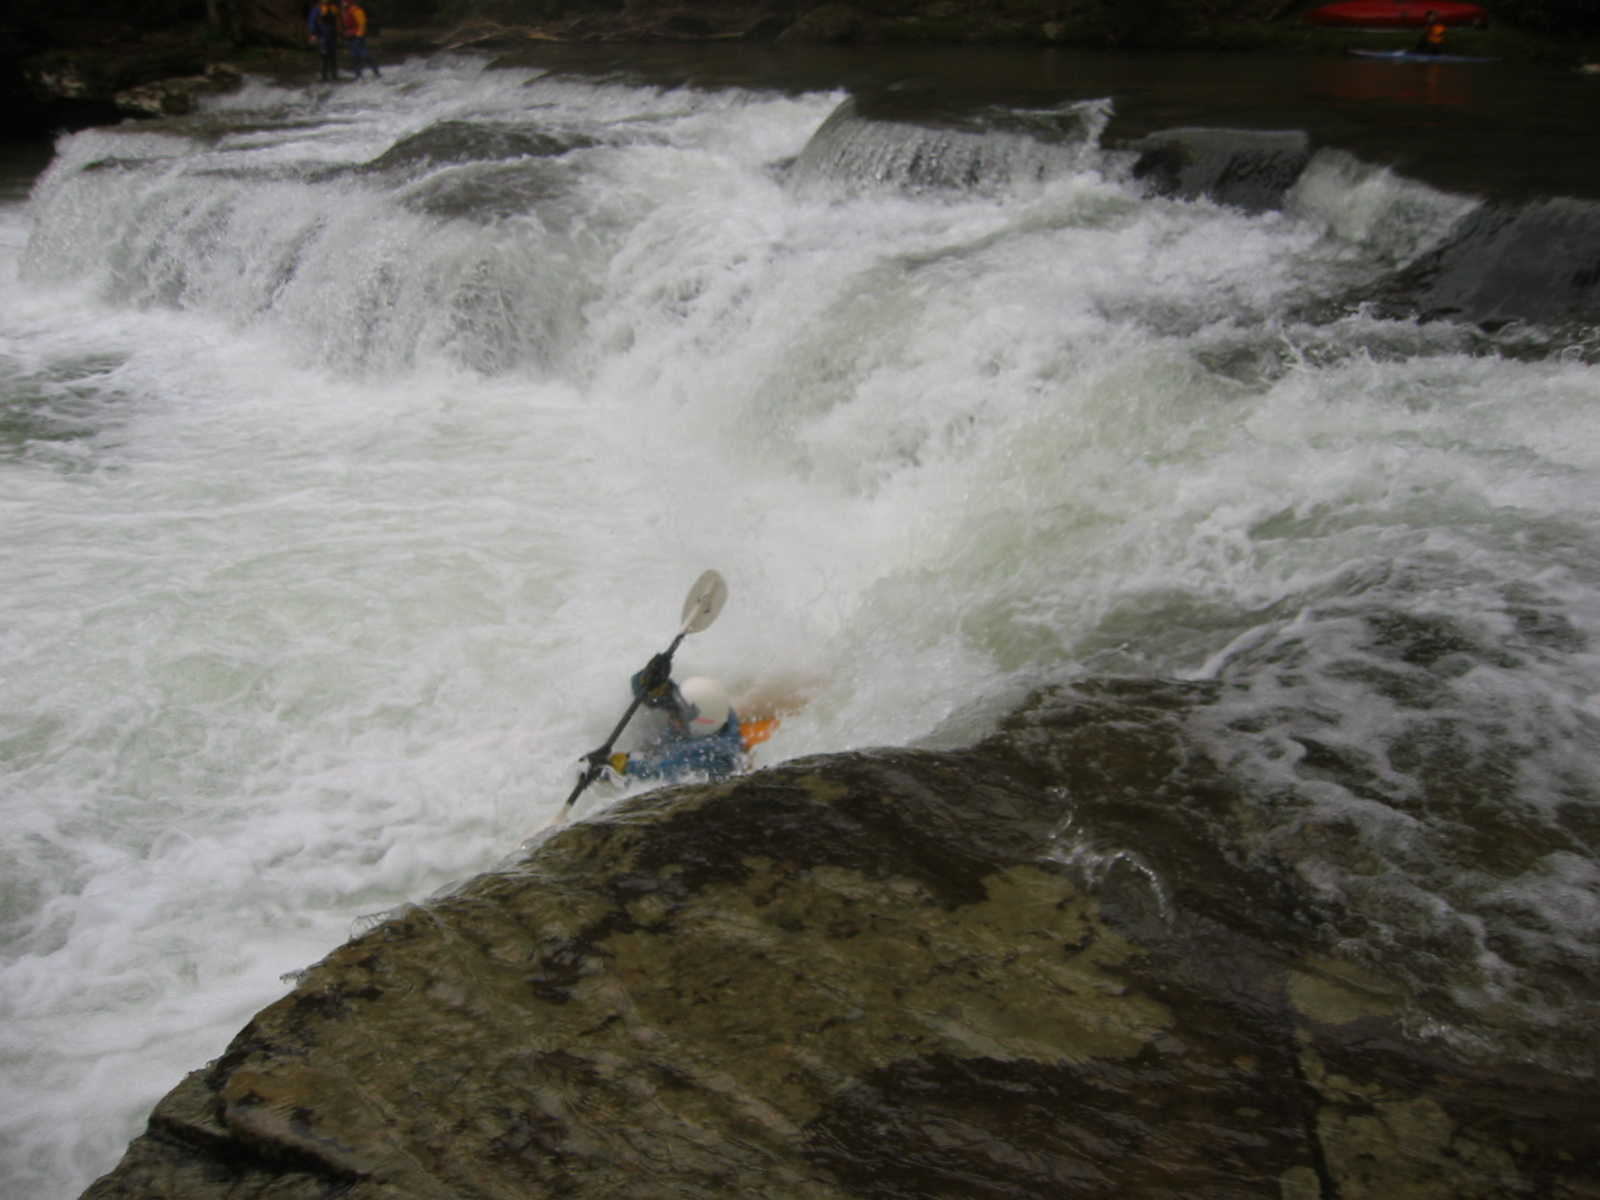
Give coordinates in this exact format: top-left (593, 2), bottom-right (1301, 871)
top-left (84, 680), bottom-right (1595, 1199)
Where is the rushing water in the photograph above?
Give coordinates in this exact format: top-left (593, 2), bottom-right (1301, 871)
top-left (3, 46), bottom-right (1599, 1197)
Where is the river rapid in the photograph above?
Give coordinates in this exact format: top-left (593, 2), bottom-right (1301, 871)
top-left (2, 44), bottom-right (1598, 1197)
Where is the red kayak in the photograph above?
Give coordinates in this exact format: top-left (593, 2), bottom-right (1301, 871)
top-left (1303, 1), bottom-right (1487, 27)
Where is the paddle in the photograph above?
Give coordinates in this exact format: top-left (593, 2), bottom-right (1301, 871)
top-left (551, 569), bottom-right (729, 825)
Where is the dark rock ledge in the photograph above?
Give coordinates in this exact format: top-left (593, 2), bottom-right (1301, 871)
top-left (83, 680), bottom-right (1595, 1199)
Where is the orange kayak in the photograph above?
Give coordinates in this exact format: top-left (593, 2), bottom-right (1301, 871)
top-left (740, 716), bottom-right (781, 752)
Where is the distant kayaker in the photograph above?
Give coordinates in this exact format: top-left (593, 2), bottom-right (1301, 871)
top-left (1415, 11), bottom-right (1448, 54)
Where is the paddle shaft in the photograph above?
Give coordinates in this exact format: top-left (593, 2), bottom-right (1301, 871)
top-left (561, 629), bottom-right (688, 812)
top-left (554, 569), bottom-right (727, 821)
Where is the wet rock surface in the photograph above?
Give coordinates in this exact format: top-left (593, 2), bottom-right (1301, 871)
top-left (1131, 126), bottom-right (1312, 212)
top-left (82, 680), bottom-right (1597, 1199)
top-left (1374, 196), bottom-right (1600, 327)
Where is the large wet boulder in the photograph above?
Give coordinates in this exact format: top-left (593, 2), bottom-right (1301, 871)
top-left (786, 94), bottom-right (1106, 197)
top-left (81, 678), bottom-right (1595, 1199)
top-left (1131, 126), bottom-right (1313, 212)
top-left (1375, 196), bottom-right (1600, 328)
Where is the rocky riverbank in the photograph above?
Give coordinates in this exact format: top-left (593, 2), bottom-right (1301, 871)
top-left (1, 25), bottom-right (440, 137)
top-left (81, 680), bottom-right (1598, 1199)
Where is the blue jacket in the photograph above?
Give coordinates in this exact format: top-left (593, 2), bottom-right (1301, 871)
top-left (625, 710), bottom-right (744, 781)
top-left (309, 3), bottom-right (340, 45)
top-left (624, 668), bottom-right (743, 781)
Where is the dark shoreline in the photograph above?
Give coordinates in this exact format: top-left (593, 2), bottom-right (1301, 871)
top-left (5, 8), bottom-right (1596, 143)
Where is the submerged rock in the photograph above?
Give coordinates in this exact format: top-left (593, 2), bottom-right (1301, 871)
top-left (1131, 126), bottom-right (1313, 212)
top-left (113, 64), bottom-right (242, 118)
top-left (82, 680), bottom-right (1595, 1199)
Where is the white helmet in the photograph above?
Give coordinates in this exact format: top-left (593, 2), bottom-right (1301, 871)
top-left (678, 676), bottom-right (730, 737)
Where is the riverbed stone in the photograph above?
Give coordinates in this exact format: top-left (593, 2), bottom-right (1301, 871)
top-left (81, 680), bottom-right (1598, 1199)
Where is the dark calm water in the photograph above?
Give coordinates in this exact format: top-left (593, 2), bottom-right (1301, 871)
top-left (0, 140), bottom-right (54, 200)
top-left (486, 42), bottom-right (1600, 202)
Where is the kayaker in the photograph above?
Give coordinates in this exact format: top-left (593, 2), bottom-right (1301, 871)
top-left (1415, 11), bottom-right (1448, 54)
top-left (604, 655), bottom-right (744, 782)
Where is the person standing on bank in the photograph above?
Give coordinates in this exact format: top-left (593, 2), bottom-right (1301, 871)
top-left (341, 0), bottom-right (381, 80)
top-left (309, 0), bottom-right (341, 81)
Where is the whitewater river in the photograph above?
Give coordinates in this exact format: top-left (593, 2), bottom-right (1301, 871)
top-left (3, 44), bottom-right (1598, 1196)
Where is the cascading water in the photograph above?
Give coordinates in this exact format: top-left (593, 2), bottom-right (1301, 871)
top-left (2, 48), bottom-right (1597, 1198)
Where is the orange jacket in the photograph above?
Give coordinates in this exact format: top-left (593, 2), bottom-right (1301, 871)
top-left (341, 3), bottom-right (367, 38)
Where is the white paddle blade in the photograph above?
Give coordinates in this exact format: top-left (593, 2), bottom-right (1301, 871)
top-left (680, 569), bottom-right (728, 634)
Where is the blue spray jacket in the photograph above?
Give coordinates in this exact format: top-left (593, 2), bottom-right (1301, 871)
top-left (308, 3), bottom-right (341, 47)
top-left (624, 668), bottom-right (743, 782)
top-left (625, 710), bottom-right (744, 781)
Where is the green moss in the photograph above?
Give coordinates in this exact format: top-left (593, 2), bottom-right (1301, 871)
top-left (1288, 955), bottom-right (1402, 1027)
